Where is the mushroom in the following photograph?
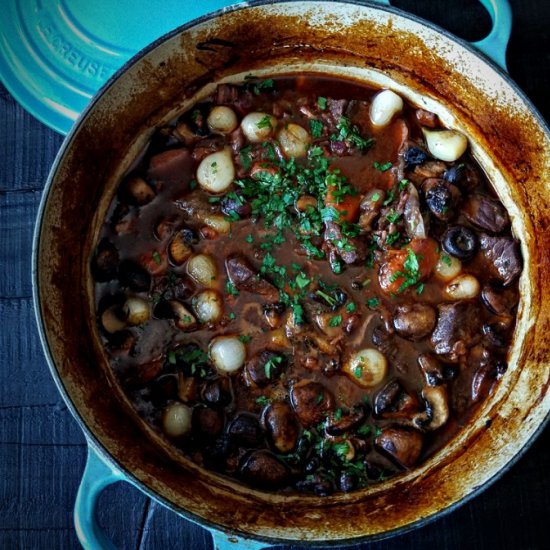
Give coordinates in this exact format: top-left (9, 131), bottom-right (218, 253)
top-left (239, 450), bottom-right (290, 489)
top-left (168, 232), bottom-right (193, 266)
top-left (192, 406), bottom-right (224, 439)
top-left (228, 413), bottom-right (263, 446)
top-left (101, 305), bottom-right (127, 334)
top-left (412, 386), bottom-right (450, 431)
top-left (200, 377), bottom-right (232, 407)
top-left (244, 350), bottom-right (287, 387)
top-left (263, 402), bottom-right (300, 454)
top-left (118, 259), bottom-right (151, 292)
top-left (393, 303), bottom-right (436, 341)
top-left (375, 426), bottom-right (423, 469)
top-left (289, 380), bottom-right (335, 427)
top-left (120, 175), bottom-right (155, 206)
top-left (123, 296), bottom-right (150, 326)
top-left (225, 254), bottom-right (278, 301)
top-left (91, 239), bottom-right (119, 282)
top-left (325, 406), bottom-right (366, 436)
top-left (417, 353), bottom-right (456, 386)
top-left (374, 379), bottom-right (420, 419)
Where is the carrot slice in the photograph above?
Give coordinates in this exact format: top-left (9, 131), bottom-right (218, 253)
top-left (325, 185), bottom-right (361, 223)
top-left (378, 238), bottom-right (439, 294)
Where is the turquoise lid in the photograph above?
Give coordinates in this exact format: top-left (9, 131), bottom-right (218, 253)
top-left (0, 0), bottom-right (242, 134)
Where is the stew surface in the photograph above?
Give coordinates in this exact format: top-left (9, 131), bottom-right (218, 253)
top-left (92, 75), bottom-right (521, 494)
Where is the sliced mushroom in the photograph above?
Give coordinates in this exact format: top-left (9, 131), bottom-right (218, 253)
top-left (403, 183), bottom-right (427, 239)
top-left (375, 426), bottom-right (423, 469)
top-left (200, 377), bottom-right (232, 407)
top-left (168, 232), bottom-right (193, 266)
top-left (417, 353), bottom-right (456, 386)
top-left (118, 259), bottom-right (151, 292)
top-left (192, 406), bottom-right (224, 439)
top-left (413, 386), bottom-right (449, 431)
top-left (101, 305), bottom-right (127, 334)
top-left (374, 379), bottom-right (420, 419)
top-left (177, 373), bottom-right (198, 403)
top-left (325, 406), bottom-right (366, 436)
top-left (290, 380), bottom-right (335, 427)
top-left (263, 402), bottom-right (300, 453)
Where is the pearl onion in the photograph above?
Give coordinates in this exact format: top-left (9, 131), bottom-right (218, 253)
top-left (196, 149), bottom-right (235, 193)
top-left (277, 123), bottom-right (311, 158)
top-left (445, 274), bottom-right (480, 300)
top-left (209, 335), bottom-right (246, 374)
top-left (193, 290), bottom-right (223, 324)
top-left (123, 297), bottom-right (150, 326)
top-left (207, 106), bottom-right (238, 134)
top-left (344, 348), bottom-right (388, 388)
top-left (434, 254), bottom-right (463, 282)
top-left (162, 402), bottom-right (192, 438)
top-left (241, 112), bottom-right (277, 143)
top-left (422, 128), bottom-right (468, 162)
top-left (186, 254), bottom-right (218, 288)
top-left (370, 89), bottom-right (404, 128)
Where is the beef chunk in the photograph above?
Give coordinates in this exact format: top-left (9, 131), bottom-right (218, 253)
top-left (147, 148), bottom-right (192, 183)
top-left (431, 301), bottom-right (482, 360)
top-left (225, 254), bottom-right (279, 301)
top-left (479, 234), bottom-right (522, 286)
top-left (462, 194), bottom-right (510, 233)
top-left (323, 221), bottom-right (367, 264)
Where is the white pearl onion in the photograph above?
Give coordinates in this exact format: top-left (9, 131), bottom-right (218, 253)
top-left (196, 149), bottom-right (235, 193)
top-left (193, 290), bottom-right (223, 324)
top-left (162, 402), bottom-right (192, 438)
top-left (277, 123), bottom-right (311, 158)
top-left (434, 254), bottom-right (463, 282)
top-left (445, 274), bottom-right (480, 300)
top-left (123, 297), bottom-right (150, 326)
top-left (186, 254), bottom-right (218, 288)
top-left (422, 128), bottom-right (468, 162)
top-left (370, 89), bottom-right (404, 128)
top-left (240, 112), bottom-right (276, 143)
top-left (207, 106), bottom-right (238, 134)
top-left (344, 348), bottom-right (388, 389)
top-left (209, 335), bottom-right (246, 374)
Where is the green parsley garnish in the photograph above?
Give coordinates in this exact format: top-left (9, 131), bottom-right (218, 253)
top-left (225, 280), bottom-right (239, 296)
top-left (240, 145), bottom-right (252, 172)
top-left (255, 395), bottom-right (271, 406)
top-left (152, 251), bottom-right (161, 265)
top-left (440, 254), bottom-right (452, 266)
top-left (317, 96), bottom-right (328, 110)
top-left (331, 116), bottom-right (373, 151)
top-left (373, 161), bottom-right (392, 171)
top-left (228, 312), bottom-right (236, 320)
top-left (346, 302), bottom-right (356, 313)
top-left (309, 119), bottom-right (324, 138)
top-left (256, 115), bottom-right (273, 129)
top-left (367, 297), bottom-right (380, 309)
top-left (329, 314), bottom-right (343, 327)
top-left (239, 335), bottom-right (252, 344)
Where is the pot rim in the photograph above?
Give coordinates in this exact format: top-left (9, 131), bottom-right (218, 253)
top-left (32, 0), bottom-right (550, 545)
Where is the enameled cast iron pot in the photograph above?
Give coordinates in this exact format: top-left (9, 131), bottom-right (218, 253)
top-left (32, 1), bottom-right (550, 548)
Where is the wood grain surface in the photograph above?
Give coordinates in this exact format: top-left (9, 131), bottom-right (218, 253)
top-left (1, 1), bottom-right (550, 548)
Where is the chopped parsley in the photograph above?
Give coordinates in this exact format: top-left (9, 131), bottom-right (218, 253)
top-left (264, 355), bottom-right (284, 379)
top-left (240, 145), bottom-right (252, 172)
top-left (440, 254), bottom-right (452, 267)
top-left (152, 251), bottom-right (161, 265)
top-left (228, 312), bottom-right (236, 320)
top-left (309, 119), bottom-right (324, 138)
top-left (329, 314), bottom-right (343, 327)
top-left (239, 335), bottom-right (252, 344)
top-left (317, 96), bottom-right (328, 110)
top-left (331, 116), bottom-right (373, 151)
top-left (244, 75), bottom-right (275, 95)
top-left (225, 280), bottom-right (239, 296)
top-left (373, 161), bottom-right (392, 172)
top-left (346, 302), bottom-right (356, 313)
top-left (256, 115), bottom-right (273, 129)
top-left (399, 178), bottom-right (410, 191)
top-left (389, 247), bottom-right (423, 293)
top-left (367, 297), bottom-right (380, 309)
top-left (255, 395), bottom-right (271, 406)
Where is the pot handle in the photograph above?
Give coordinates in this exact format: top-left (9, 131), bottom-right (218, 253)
top-left (471, 0), bottom-right (512, 71)
top-left (74, 443), bottom-right (124, 550)
top-left (371, 0), bottom-right (511, 71)
top-left (74, 443), bottom-right (269, 550)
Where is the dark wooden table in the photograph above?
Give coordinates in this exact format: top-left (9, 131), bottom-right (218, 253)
top-left (2, 1), bottom-right (550, 548)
